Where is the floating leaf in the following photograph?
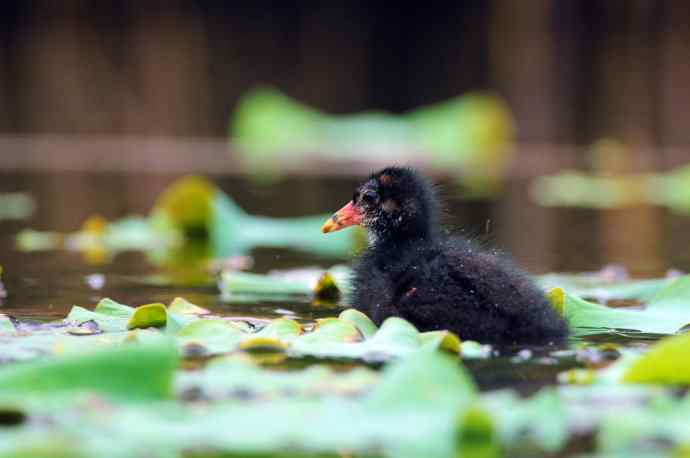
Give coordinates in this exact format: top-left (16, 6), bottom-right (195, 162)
top-left (127, 303), bottom-right (167, 330)
top-left (313, 272), bottom-right (340, 302)
top-left (338, 308), bottom-right (377, 339)
top-left (561, 276), bottom-right (690, 337)
top-left (289, 316), bottom-right (459, 361)
top-left (176, 318), bottom-right (246, 355)
top-left (622, 333), bottom-right (690, 385)
top-left (253, 318), bottom-right (302, 341)
top-left (0, 315), bottom-right (15, 336)
top-left (168, 297), bottom-right (210, 316)
top-left (0, 342), bottom-right (178, 400)
top-left (308, 318), bottom-right (363, 342)
top-left (66, 298), bottom-right (133, 332)
top-left (170, 306), bottom-right (461, 361)
top-left (420, 330), bottom-right (462, 354)
top-left (67, 306), bottom-right (129, 333)
top-left (539, 273), bottom-right (671, 303)
top-left (220, 266), bottom-right (353, 304)
top-left (94, 297), bottom-right (134, 318)
top-left (0, 350), bottom-right (489, 458)
top-left (220, 271), bottom-right (313, 297)
top-left (546, 287), bottom-right (566, 317)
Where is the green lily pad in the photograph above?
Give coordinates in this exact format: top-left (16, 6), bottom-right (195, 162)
top-left (338, 308), bottom-right (377, 339)
top-left (622, 333), bottom-right (690, 385)
top-left (0, 315), bottom-right (15, 336)
top-left (219, 266), bottom-right (353, 303)
top-left (220, 271), bottom-right (314, 297)
top-left (420, 330), bottom-right (462, 354)
top-left (67, 306), bottom-right (129, 333)
top-left (95, 297), bottom-right (135, 317)
top-left (168, 296), bottom-right (210, 315)
top-left (176, 318), bottom-right (246, 355)
top-left (559, 276), bottom-right (690, 337)
top-left (288, 316), bottom-right (460, 361)
top-left (0, 341), bottom-right (178, 400)
top-left (538, 273), bottom-right (671, 302)
top-left (0, 349), bottom-right (489, 458)
top-left (253, 318), bottom-right (303, 341)
top-left (127, 303), bottom-right (167, 330)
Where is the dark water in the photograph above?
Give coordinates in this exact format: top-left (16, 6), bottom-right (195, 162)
top-left (0, 171), bottom-right (685, 391)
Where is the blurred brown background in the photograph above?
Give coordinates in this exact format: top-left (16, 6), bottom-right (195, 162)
top-left (0, 1), bottom-right (688, 168)
top-left (3, 1), bottom-right (690, 278)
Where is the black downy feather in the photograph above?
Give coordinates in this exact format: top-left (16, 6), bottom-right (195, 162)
top-left (348, 167), bottom-right (568, 345)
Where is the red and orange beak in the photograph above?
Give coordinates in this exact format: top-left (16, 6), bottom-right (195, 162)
top-left (321, 201), bottom-right (363, 233)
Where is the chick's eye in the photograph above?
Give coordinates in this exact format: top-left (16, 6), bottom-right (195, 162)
top-left (361, 191), bottom-right (378, 205)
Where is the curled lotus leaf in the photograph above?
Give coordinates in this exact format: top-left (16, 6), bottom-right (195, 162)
top-left (312, 272), bottom-right (340, 302)
top-left (127, 303), bottom-right (168, 330)
top-left (420, 330), bottom-right (461, 354)
top-left (338, 308), bottom-right (378, 339)
top-left (546, 287), bottom-right (566, 317)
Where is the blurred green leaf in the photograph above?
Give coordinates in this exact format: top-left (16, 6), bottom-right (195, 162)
top-left (230, 87), bottom-right (515, 194)
top-left (0, 341), bottom-right (178, 400)
top-left (622, 333), bottom-right (690, 385)
top-left (220, 266), bottom-right (353, 303)
top-left (0, 192), bottom-right (35, 220)
top-left (17, 175), bottom-right (363, 264)
top-left (127, 303), bottom-right (168, 330)
top-left (0, 314), bottom-right (15, 336)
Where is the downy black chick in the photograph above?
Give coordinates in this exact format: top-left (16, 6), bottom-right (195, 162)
top-left (322, 166), bottom-right (568, 345)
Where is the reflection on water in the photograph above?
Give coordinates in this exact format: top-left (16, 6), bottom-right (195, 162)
top-left (0, 170), bottom-right (686, 391)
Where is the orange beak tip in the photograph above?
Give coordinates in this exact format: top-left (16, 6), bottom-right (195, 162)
top-left (322, 201), bottom-right (362, 234)
top-left (321, 217), bottom-right (338, 234)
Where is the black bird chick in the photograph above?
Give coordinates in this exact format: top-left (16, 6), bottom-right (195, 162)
top-left (322, 167), bottom-right (568, 345)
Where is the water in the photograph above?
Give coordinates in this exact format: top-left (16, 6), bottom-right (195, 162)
top-left (0, 170), bottom-right (684, 392)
